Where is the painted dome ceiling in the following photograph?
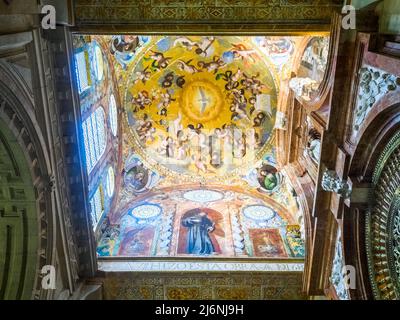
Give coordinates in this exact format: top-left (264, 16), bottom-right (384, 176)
top-left (113, 36), bottom-right (298, 181)
top-left (71, 34), bottom-right (330, 260)
top-left (123, 36), bottom-right (279, 179)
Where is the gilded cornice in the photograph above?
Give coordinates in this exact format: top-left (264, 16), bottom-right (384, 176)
top-left (74, 0), bottom-right (341, 33)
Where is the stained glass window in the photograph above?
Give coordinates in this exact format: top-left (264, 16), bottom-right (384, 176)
top-left (75, 50), bottom-right (91, 94)
top-left (109, 94), bottom-right (118, 136)
top-left (82, 107), bottom-right (107, 174)
top-left (106, 166), bottom-right (115, 198)
top-left (90, 186), bottom-right (104, 229)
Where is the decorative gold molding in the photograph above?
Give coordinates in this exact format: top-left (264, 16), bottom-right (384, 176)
top-left (73, 0), bottom-right (341, 33)
top-left (96, 270), bottom-right (306, 299)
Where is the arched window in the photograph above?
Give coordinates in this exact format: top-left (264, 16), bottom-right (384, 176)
top-left (106, 166), bottom-right (115, 198)
top-left (90, 186), bottom-right (104, 229)
top-left (82, 107), bottom-right (107, 173)
top-left (109, 94), bottom-right (118, 136)
top-left (75, 50), bottom-right (91, 94)
top-left (93, 44), bottom-right (104, 82)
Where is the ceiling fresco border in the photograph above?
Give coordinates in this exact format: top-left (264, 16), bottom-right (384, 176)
top-left (73, 0), bottom-right (340, 34)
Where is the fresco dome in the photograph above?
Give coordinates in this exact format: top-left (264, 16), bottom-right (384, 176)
top-left (124, 36), bottom-right (279, 178)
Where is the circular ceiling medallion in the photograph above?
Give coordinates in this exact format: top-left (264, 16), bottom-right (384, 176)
top-left (183, 189), bottom-right (224, 203)
top-left (131, 203), bottom-right (162, 220)
top-left (243, 205), bottom-right (275, 222)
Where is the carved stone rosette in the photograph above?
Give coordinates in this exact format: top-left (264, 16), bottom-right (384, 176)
top-left (367, 131), bottom-right (400, 299)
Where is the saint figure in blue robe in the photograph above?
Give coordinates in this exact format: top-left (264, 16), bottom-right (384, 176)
top-left (182, 212), bottom-right (215, 255)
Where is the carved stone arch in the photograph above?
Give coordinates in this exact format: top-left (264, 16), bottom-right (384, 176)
top-left (349, 103), bottom-right (400, 180)
top-left (348, 76), bottom-right (400, 150)
top-left (0, 64), bottom-right (56, 300)
top-left (344, 103), bottom-right (400, 300)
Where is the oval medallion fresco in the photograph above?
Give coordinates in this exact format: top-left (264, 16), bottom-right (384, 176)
top-left (183, 189), bottom-right (224, 203)
top-left (243, 205), bottom-right (276, 222)
top-left (131, 203), bottom-right (162, 220)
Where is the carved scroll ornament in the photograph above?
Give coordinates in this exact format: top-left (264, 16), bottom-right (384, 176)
top-left (353, 66), bottom-right (399, 132)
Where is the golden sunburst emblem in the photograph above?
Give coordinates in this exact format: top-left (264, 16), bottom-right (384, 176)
top-left (181, 79), bottom-right (223, 123)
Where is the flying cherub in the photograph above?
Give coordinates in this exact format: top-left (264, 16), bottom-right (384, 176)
top-left (230, 43), bottom-right (259, 63)
top-left (177, 59), bottom-right (201, 74)
top-left (148, 50), bottom-right (171, 70)
top-left (132, 91), bottom-right (152, 112)
top-left (157, 90), bottom-right (176, 110)
top-left (161, 72), bottom-right (174, 88)
top-left (241, 73), bottom-right (271, 95)
top-left (173, 37), bottom-right (198, 51)
top-left (198, 56), bottom-right (226, 74)
top-left (194, 36), bottom-right (216, 57)
top-left (174, 36), bottom-right (215, 57)
top-left (216, 69), bottom-right (242, 91)
top-left (133, 66), bottom-right (151, 84)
